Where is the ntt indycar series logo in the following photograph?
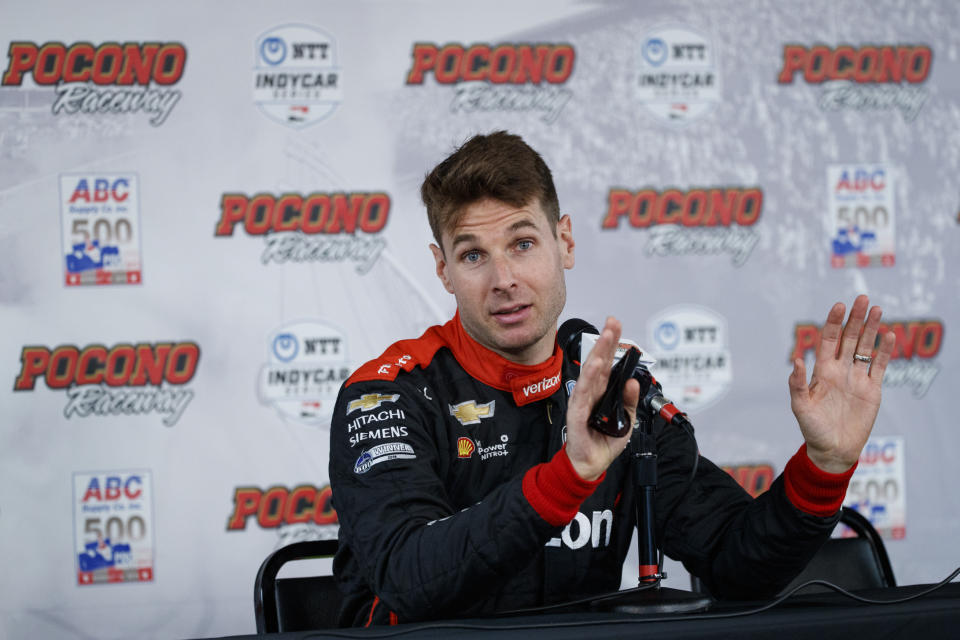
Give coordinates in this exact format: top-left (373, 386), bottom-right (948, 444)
top-left (646, 305), bottom-right (733, 412)
top-left (13, 342), bottom-right (199, 426)
top-left (405, 42), bottom-right (575, 124)
top-left (214, 191), bottom-right (389, 274)
top-left (254, 24), bottom-right (342, 127)
top-left (258, 321), bottom-right (350, 426)
top-left (1, 41), bottom-right (186, 126)
top-left (777, 44), bottom-right (932, 122)
top-left (791, 319), bottom-right (942, 397)
top-left (635, 26), bottom-right (720, 126)
top-left (602, 187), bottom-right (762, 266)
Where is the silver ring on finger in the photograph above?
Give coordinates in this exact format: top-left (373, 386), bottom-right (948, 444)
top-left (853, 353), bottom-right (873, 364)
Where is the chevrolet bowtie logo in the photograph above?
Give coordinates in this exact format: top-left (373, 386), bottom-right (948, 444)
top-left (347, 393), bottom-right (400, 414)
top-left (449, 400), bottom-right (495, 426)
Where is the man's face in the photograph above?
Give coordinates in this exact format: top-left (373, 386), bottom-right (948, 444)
top-left (430, 198), bottom-right (575, 365)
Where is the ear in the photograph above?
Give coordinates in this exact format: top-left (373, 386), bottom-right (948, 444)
top-left (430, 243), bottom-right (455, 294)
top-left (557, 215), bottom-right (575, 269)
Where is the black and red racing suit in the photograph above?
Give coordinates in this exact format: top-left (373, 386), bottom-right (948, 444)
top-left (328, 313), bottom-right (854, 626)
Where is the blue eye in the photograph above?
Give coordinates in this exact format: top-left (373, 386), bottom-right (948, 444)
top-left (517, 240), bottom-right (533, 250)
top-left (463, 251), bottom-right (481, 263)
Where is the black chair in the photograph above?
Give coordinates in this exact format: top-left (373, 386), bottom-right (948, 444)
top-left (690, 506), bottom-right (896, 595)
top-left (254, 539), bottom-right (341, 633)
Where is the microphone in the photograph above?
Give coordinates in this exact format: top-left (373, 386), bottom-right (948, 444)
top-left (557, 318), bottom-right (691, 431)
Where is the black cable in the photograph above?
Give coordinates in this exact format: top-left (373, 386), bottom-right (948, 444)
top-left (302, 566), bottom-right (960, 638)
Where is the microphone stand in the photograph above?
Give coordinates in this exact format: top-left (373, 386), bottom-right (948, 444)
top-left (592, 370), bottom-right (711, 615)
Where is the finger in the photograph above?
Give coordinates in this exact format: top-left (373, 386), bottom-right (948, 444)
top-left (869, 329), bottom-right (896, 381)
top-left (838, 294), bottom-right (870, 362)
top-left (854, 305), bottom-right (883, 367)
top-left (576, 317), bottom-right (621, 402)
top-left (788, 358), bottom-right (808, 410)
top-left (622, 377), bottom-right (640, 429)
top-left (815, 302), bottom-right (846, 364)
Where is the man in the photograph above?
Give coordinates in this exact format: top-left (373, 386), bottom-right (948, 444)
top-left (328, 131), bottom-right (895, 627)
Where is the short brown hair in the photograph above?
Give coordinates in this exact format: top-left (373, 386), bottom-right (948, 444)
top-left (421, 131), bottom-right (561, 246)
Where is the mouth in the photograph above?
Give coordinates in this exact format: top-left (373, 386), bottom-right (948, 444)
top-left (491, 304), bottom-right (531, 323)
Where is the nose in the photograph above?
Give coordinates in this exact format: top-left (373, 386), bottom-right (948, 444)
top-left (490, 252), bottom-right (516, 292)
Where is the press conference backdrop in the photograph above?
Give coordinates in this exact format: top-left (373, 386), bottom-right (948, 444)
top-left (1, 0), bottom-right (958, 637)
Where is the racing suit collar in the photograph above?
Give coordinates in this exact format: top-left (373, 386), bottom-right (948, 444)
top-left (443, 312), bottom-right (563, 406)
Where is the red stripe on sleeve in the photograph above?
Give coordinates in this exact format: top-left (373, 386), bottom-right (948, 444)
top-left (522, 446), bottom-right (604, 526)
top-left (783, 443), bottom-right (857, 517)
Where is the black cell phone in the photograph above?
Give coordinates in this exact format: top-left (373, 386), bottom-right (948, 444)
top-left (587, 346), bottom-right (640, 437)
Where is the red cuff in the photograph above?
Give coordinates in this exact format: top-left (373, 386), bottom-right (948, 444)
top-left (522, 446), bottom-right (604, 526)
top-left (783, 443), bottom-right (857, 517)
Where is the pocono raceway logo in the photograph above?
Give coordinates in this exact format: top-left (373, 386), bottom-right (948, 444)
top-left (722, 464), bottom-right (775, 498)
top-left (214, 191), bottom-right (390, 274)
top-left (227, 484), bottom-right (338, 549)
top-left (791, 319), bottom-right (942, 397)
top-left (258, 321), bottom-right (350, 426)
top-left (14, 342), bottom-right (199, 426)
top-left (777, 44), bottom-right (932, 122)
top-left (2, 41), bottom-right (186, 126)
top-left (405, 42), bottom-right (575, 124)
top-left (253, 24), bottom-right (342, 127)
top-left (635, 26), bottom-right (721, 126)
top-left (602, 187), bottom-right (763, 266)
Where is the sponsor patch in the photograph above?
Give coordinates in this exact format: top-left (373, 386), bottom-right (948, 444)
top-left (457, 437), bottom-right (475, 459)
top-left (74, 470), bottom-right (154, 585)
top-left (347, 393), bottom-right (400, 414)
top-left (353, 442), bottom-right (416, 474)
top-left (60, 173), bottom-right (143, 286)
top-left (349, 424), bottom-right (408, 447)
top-left (449, 400), bottom-right (495, 426)
top-left (258, 321), bottom-right (350, 426)
top-left (475, 434), bottom-right (510, 461)
top-left (546, 509), bottom-right (614, 550)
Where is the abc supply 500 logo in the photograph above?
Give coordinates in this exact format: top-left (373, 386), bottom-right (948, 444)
top-left (74, 470), bottom-right (154, 585)
top-left (777, 44), bottom-right (932, 122)
top-left (60, 173), bottom-right (143, 286)
top-left (603, 187), bottom-right (762, 266)
top-left (791, 319), bottom-right (942, 397)
top-left (406, 42), bottom-right (575, 124)
top-left (227, 483), bottom-right (338, 549)
top-left (214, 191), bottom-right (390, 274)
top-left (254, 24), bottom-right (342, 127)
top-left (827, 164), bottom-right (895, 268)
top-left (14, 342), bottom-right (200, 426)
top-left (2, 41), bottom-right (186, 126)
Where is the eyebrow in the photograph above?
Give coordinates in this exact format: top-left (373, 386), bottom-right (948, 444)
top-left (450, 219), bottom-right (540, 249)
